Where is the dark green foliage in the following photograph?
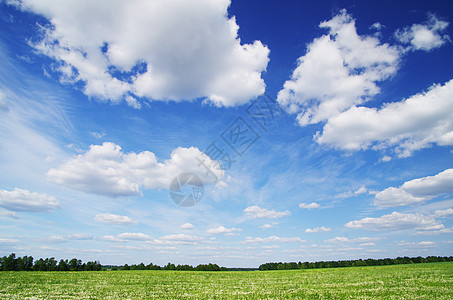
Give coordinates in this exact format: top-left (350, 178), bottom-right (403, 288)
top-left (0, 253), bottom-right (101, 271)
top-left (258, 255), bottom-right (453, 270)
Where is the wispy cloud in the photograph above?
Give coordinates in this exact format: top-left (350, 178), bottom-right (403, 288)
top-left (298, 202), bottom-right (320, 209)
top-left (241, 236), bottom-right (305, 244)
top-left (0, 188), bottom-right (60, 212)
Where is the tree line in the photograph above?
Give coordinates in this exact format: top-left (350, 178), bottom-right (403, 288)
top-left (0, 253), bottom-right (226, 272)
top-left (0, 253), bottom-right (101, 271)
top-left (109, 262), bottom-right (227, 271)
top-left (258, 256), bottom-right (453, 271)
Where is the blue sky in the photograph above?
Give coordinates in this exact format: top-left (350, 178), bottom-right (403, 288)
top-left (0, 0), bottom-right (452, 267)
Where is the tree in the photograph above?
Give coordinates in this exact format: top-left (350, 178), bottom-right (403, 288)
top-left (58, 259), bottom-right (70, 271)
top-left (34, 258), bottom-right (46, 271)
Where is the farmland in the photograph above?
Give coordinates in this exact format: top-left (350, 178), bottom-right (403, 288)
top-left (1, 262), bottom-right (452, 299)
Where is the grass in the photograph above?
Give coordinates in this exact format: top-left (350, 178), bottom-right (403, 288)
top-left (0, 262), bottom-right (452, 299)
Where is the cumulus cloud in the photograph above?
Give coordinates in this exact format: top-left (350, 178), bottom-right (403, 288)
top-left (345, 212), bottom-right (444, 231)
top-left (206, 226), bottom-right (242, 234)
top-left (180, 223), bottom-right (195, 230)
top-left (277, 9), bottom-right (399, 126)
top-left (0, 188), bottom-right (60, 212)
top-left (374, 169), bottom-right (453, 207)
top-left (395, 14), bottom-right (449, 51)
top-left (47, 142), bottom-right (223, 197)
top-left (434, 208), bottom-right (453, 218)
top-left (243, 206), bottom-right (291, 219)
top-left (400, 169), bottom-right (453, 196)
top-left (94, 213), bottom-right (138, 225)
top-left (298, 202), bottom-right (320, 209)
top-left (241, 236), bottom-right (305, 244)
top-left (10, 0), bottom-right (269, 107)
top-left (317, 79), bottom-right (453, 157)
top-left (305, 226), bottom-right (331, 233)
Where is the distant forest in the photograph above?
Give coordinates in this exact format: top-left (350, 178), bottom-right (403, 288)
top-left (1, 253), bottom-right (452, 272)
top-left (259, 256), bottom-right (453, 270)
top-left (0, 253), bottom-right (226, 271)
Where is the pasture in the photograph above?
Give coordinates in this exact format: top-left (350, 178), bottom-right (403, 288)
top-left (1, 262), bottom-right (452, 299)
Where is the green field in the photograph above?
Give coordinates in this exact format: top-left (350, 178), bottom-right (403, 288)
top-left (1, 262), bottom-right (452, 299)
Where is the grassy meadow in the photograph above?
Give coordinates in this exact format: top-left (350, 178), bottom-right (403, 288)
top-left (1, 262), bottom-right (452, 299)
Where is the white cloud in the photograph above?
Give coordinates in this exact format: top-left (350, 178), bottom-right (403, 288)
top-left (400, 169), bottom-right (453, 196)
top-left (260, 223), bottom-right (278, 230)
top-left (0, 238), bottom-right (19, 244)
top-left (180, 223), bottom-right (195, 230)
top-left (374, 187), bottom-right (431, 207)
top-left (325, 236), bottom-right (350, 243)
top-left (101, 232), bottom-right (152, 242)
top-left (0, 188), bottom-right (60, 212)
top-left (10, 0), bottom-right (269, 107)
top-left (335, 186), bottom-right (368, 199)
top-left (374, 169), bottom-right (453, 207)
top-left (47, 142), bottom-right (224, 197)
top-left (305, 226), bottom-right (331, 233)
top-left (395, 14), bottom-right (449, 51)
top-left (0, 210), bottom-right (18, 219)
top-left (434, 208), bottom-right (453, 218)
top-left (370, 22), bottom-right (384, 31)
top-left (241, 236), bottom-right (305, 244)
top-left (94, 213), bottom-right (138, 225)
top-left (277, 9), bottom-right (399, 126)
top-left (325, 236), bottom-right (380, 243)
top-left (117, 232), bottom-right (152, 241)
top-left (152, 233), bottom-right (205, 245)
top-left (67, 233), bottom-right (93, 240)
top-left (100, 235), bottom-right (124, 243)
top-left (360, 242), bottom-right (375, 246)
top-left (318, 79), bottom-right (453, 157)
top-left (243, 205), bottom-right (291, 219)
top-left (398, 241), bottom-right (435, 247)
top-left (345, 212), bottom-right (444, 231)
top-left (298, 202), bottom-right (320, 209)
top-left (206, 226), bottom-right (242, 234)
top-left (90, 131), bottom-right (105, 139)
top-left (45, 235), bottom-right (66, 243)
top-left (159, 234), bottom-right (204, 242)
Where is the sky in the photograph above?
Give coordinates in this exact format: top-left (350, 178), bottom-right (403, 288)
top-left (0, 0), bottom-right (452, 268)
